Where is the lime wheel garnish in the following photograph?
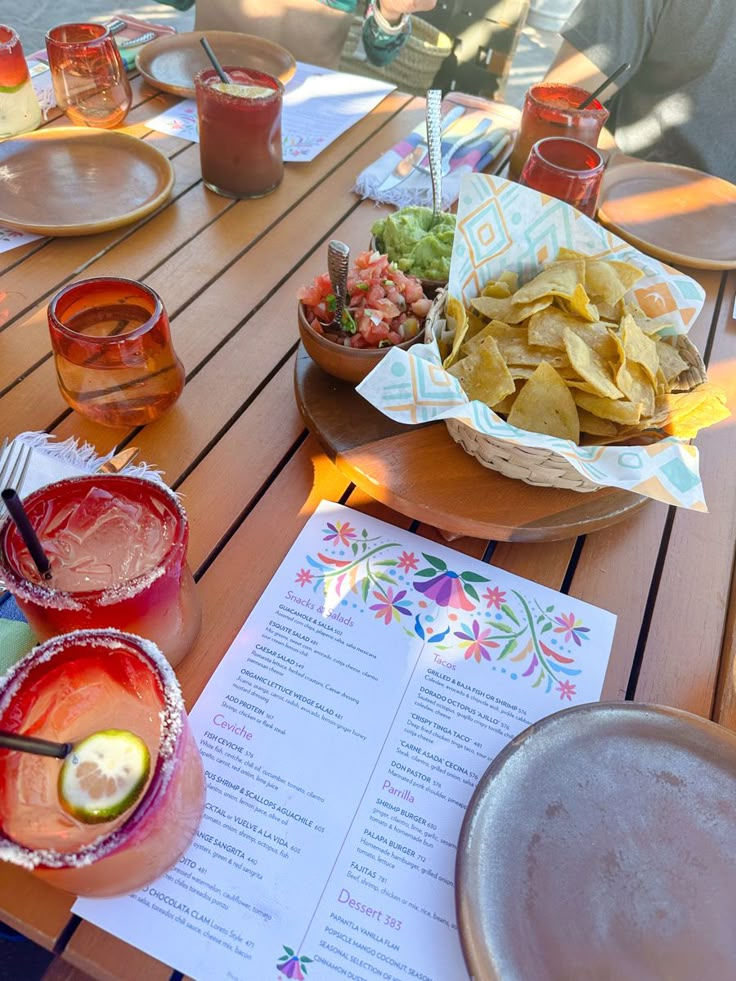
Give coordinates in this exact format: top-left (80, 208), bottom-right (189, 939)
top-left (58, 729), bottom-right (151, 825)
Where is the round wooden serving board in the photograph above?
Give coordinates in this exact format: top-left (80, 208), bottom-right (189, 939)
top-left (295, 347), bottom-right (649, 543)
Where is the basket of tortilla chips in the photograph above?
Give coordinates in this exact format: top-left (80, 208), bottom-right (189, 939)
top-left (425, 251), bottom-right (715, 491)
top-left (357, 175), bottom-right (729, 509)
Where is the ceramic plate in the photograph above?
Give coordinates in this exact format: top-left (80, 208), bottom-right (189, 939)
top-left (0, 128), bottom-right (174, 237)
top-left (597, 158), bottom-right (736, 269)
top-left (136, 30), bottom-right (296, 99)
top-left (456, 702), bottom-right (736, 980)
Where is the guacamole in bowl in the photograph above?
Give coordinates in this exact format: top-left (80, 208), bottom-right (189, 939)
top-left (371, 206), bottom-right (456, 283)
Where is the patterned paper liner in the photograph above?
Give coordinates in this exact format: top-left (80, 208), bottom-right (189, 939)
top-left (358, 174), bottom-right (712, 511)
top-left (0, 629), bottom-right (184, 871)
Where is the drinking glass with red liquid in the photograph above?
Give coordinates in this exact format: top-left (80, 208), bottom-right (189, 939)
top-left (508, 82), bottom-right (609, 182)
top-left (0, 629), bottom-right (206, 897)
top-left (195, 67), bottom-right (283, 199)
top-left (519, 137), bottom-right (605, 219)
top-left (0, 475), bottom-right (201, 668)
top-left (45, 23), bottom-right (132, 128)
top-left (48, 277), bottom-right (185, 429)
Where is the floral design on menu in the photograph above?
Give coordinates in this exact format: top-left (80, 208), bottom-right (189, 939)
top-left (276, 947), bottom-right (313, 977)
top-left (294, 523), bottom-right (591, 699)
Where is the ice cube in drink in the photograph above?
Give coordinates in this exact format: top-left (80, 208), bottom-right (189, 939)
top-left (0, 475), bottom-right (201, 667)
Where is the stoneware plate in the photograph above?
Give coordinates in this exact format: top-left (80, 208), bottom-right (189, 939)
top-left (597, 157), bottom-right (736, 269)
top-left (136, 30), bottom-right (296, 99)
top-left (0, 128), bottom-right (174, 237)
top-left (456, 701), bottom-right (736, 980)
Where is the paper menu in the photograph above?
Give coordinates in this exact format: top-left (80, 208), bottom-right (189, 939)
top-left (74, 501), bottom-right (616, 979)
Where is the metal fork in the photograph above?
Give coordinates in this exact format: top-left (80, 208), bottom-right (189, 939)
top-left (0, 440), bottom-right (32, 519)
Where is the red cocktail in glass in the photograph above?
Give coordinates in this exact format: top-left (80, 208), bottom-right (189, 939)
top-left (509, 83), bottom-right (608, 182)
top-left (0, 629), bottom-right (206, 897)
top-left (195, 67), bottom-right (283, 199)
top-left (519, 137), bottom-right (605, 218)
top-left (0, 475), bottom-right (201, 668)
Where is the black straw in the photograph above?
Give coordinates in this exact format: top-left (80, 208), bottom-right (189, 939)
top-left (199, 36), bottom-right (231, 84)
top-left (578, 63), bottom-right (630, 109)
top-left (1, 488), bottom-right (52, 581)
top-left (0, 729), bottom-right (71, 759)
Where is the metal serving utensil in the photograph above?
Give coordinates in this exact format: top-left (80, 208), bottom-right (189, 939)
top-left (325, 240), bottom-right (350, 334)
top-left (425, 89), bottom-right (443, 227)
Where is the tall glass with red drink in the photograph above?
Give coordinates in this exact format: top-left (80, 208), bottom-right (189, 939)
top-left (195, 67), bottom-right (283, 198)
top-left (0, 629), bottom-right (206, 897)
top-left (0, 475), bottom-right (201, 668)
top-left (509, 83), bottom-right (608, 181)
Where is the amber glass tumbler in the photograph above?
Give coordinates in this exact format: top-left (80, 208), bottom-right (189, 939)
top-left (48, 277), bottom-right (185, 428)
top-left (45, 23), bottom-right (132, 128)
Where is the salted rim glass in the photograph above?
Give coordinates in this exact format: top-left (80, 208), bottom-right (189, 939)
top-left (0, 474), bottom-right (189, 612)
top-left (0, 629), bottom-right (185, 873)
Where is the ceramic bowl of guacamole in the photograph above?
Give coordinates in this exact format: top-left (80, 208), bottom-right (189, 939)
top-left (371, 206), bottom-right (456, 298)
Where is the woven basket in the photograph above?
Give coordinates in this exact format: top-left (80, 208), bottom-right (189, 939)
top-left (425, 289), bottom-right (708, 493)
top-left (338, 15), bottom-right (452, 96)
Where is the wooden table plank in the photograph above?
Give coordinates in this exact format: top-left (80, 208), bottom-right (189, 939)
top-left (633, 269), bottom-right (734, 714)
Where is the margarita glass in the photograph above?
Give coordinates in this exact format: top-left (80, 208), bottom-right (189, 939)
top-left (0, 629), bottom-right (206, 897)
top-left (0, 475), bottom-right (201, 668)
top-left (0, 25), bottom-right (42, 138)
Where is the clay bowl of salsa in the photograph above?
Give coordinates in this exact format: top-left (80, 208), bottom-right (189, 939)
top-left (297, 250), bottom-right (430, 385)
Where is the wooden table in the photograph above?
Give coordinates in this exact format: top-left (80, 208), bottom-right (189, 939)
top-left (1, 74), bottom-right (735, 981)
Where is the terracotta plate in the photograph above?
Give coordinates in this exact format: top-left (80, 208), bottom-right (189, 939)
top-left (457, 702), bottom-right (736, 981)
top-left (0, 128), bottom-right (174, 237)
top-left (136, 30), bottom-right (296, 99)
top-left (598, 158), bottom-right (736, 269)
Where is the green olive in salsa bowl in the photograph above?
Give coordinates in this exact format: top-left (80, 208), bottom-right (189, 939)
top-left (297, 249), bottom-right (431, 385)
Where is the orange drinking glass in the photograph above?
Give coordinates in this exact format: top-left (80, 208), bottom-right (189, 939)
top-left (47, 277), bottom-right (186, 428)
top-left (508, 83), bottom-right (608, 182)
top-left (45, 23), bottom-right (132, 128)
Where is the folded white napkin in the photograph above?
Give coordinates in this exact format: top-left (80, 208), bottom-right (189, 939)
top-left (354, 106), bottom-right (513, 210)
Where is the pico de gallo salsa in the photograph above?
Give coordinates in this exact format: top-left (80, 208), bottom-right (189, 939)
top-left (297, 250), bottom-right (432, 349)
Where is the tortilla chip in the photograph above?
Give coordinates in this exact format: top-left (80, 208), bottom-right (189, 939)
top-left (481, 281), bottom-right (512, 298)
top-left (573, 390), bottom-right (643, 425)
top-left (585, 259), bottom-right (643, 305)
top-left (511, 260), bottom-right (584, 305)
top-left (577, 408), bottom-right (619, 437)
top-left (655, 339), bottom-right (689, 383)
top-left (461, 321), bottom-right (525, 358)
top-left (448, 336), bottom-right (515, 407)
top-left (499, 270), bottom-right (519, 293)
top-left (443, 295), bottom-right (470, 369)
top-left (471, 294), bottom-right (551, 324)
top-left (507, 362), bottom-right (580, 442)
top-left (656, 384), bottom-right (729, 438)
top-left (615, 360), bottom-right (656, 418)
top-left (620, 313), bottom-right (660, 384)
top-left (564, 329), bottom-right (623, 400)
top-left (560, 283), bottom-right (599, 322)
